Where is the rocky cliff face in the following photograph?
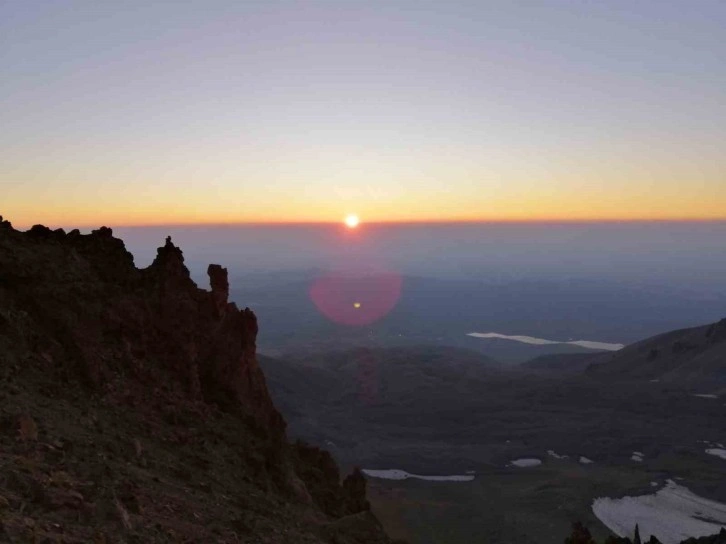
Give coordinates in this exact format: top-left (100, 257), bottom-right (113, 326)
top-left (0, 217), bottom-right (392, 543)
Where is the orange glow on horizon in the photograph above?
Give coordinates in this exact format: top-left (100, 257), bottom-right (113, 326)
top-left (6, 213), bottom-right (726, 231)
top-left (4, 155), bottom-right (725, 230)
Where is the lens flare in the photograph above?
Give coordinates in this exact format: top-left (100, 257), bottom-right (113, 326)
top-left (309, 272), bottom-right (402, 326)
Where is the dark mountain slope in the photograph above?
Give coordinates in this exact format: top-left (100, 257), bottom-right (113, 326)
top-left (587, 318), bottom-right (726, 388)
top-left (0, 217), bottom-right (392, 543)
top-left (520, 352), bottom-right (605, 375)
top-left (261, 343), bottom-right (725, 475)
top-left (260, 346), bottom-right (502, 469)
top-left (261, 340), bottom-right (726, 543)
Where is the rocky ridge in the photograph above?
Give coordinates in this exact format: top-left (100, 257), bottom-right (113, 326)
top-left (0, 217), bottom-right (393, 543)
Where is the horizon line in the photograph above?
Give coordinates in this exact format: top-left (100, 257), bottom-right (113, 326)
top-left (7, 216), bottom-right (726, 230)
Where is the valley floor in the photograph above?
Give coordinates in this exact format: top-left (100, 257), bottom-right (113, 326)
top-left (262, 350), bottom-right (726, 543)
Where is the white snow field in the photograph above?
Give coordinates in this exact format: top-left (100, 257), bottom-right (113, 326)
top-left (547, 450), bottom-right (568, 459)
top-left (706, 448), bottom-right (726, 460)
top-left (510, 458), bottom-right (542, 467)
top-left (361, 469), bottom-right (475, 482)
top-left (466, 332), bottom-right (624, 351)
top-left (592, 479), bottom-right (726, 544)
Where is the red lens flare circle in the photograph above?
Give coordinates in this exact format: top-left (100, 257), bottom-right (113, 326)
top-left (309, 272), bottom-right (402, 326)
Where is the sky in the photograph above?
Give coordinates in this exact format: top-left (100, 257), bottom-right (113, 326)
top-left (2, 0), bottom-right (725, 227)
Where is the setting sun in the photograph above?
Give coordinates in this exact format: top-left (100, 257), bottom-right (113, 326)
top-left (344, 214), bottom-right (360, 228)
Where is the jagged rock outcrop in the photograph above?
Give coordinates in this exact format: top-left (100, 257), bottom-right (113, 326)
top-left (1, 220), bottom-right (282, 433)
top-left (0, 217), bottom-right (392, 543)
top-left (342, 467), bottom-right (370, 514)
top-left (208, 263), bottom-right (230, 317)
top-left (292, 442), bottom-right (371, 519)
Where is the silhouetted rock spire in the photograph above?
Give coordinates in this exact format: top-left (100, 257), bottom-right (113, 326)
top-left (208, 263), bottom-right (230, 316)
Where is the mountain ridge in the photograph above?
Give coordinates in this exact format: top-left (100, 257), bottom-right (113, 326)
top-left (586, 318), bottom-right (726, 387)
top-left (0, 216), bottom-right (393, 543)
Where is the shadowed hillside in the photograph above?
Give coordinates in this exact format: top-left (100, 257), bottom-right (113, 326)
top-left (587, 319), bottom-right (726, 388)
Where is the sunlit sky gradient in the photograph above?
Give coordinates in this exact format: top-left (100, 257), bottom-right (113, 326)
top-left (2, 1), bottom-right (725, 227)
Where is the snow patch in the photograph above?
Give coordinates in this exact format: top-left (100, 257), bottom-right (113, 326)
top-left (580, 456), bottom-right (594, 464)
top-left (466, 332), bottom-right (624, 351)
top-left (693, 394), bottom-right (719, 399)
top-left (592, 479), bottom-right (726, 544)
top-left (510, 458), bottom-right (542, 468)
top-left (361, 469), bottom-right (474, 482)
top-left (706, 449), bottom-right (726, 461)
top-left (547, 450), bottom-right (568, 459)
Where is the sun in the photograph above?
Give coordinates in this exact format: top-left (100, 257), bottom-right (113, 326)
top-left (344, 214), bottom-right (360, 228)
